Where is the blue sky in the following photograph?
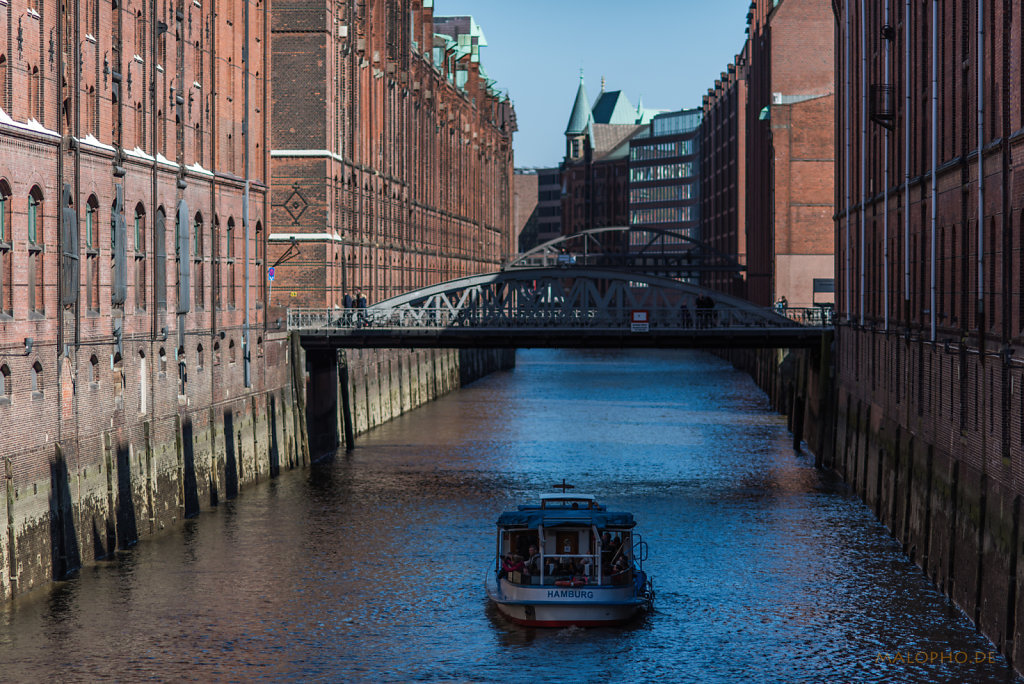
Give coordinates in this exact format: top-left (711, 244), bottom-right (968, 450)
top-left (435, 0), bottom-right (753, 168)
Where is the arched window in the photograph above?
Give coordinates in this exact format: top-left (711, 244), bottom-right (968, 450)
top-left (112, 352), bottom-right (124, 406)
top-left (110, 195), bottom-right (124, 310)
top-left (226, 217), bottom-right (235, 309)
top-left (134, 11), bottom-right (146, 59)
top-left (196, 343), bottom-right (204, 370)
top-left (0, 364), bottom-right (11, 403)
top-left (85, 86), bottom-right (97, 137)
top-left (85, 195), bottom-right (100, 313)
top-left (213, 340), bottom-right (221, 366)
top-left (27, 66), bottom-right (40, 124)
top-left (88, 354), bottom-right (99, 386)
top-left (28, 187), bottom-right (44, 315)
top-left (135, 102), bottom-right (145, 150)
top-left (255, 220), bottom-right (264, 307)
top-left (31, 360), bottom-right (43, 397)
top-left (0, 179), bottom-right (12, 316)
top-left (228, 339), bottom-right (236, 364)
top-left (193, 212), bottom-right (204, 310)
top-left (138, 349), bottom-right (147, 414)
top-left (158, 347), bottom-right (167, 374)
top-left (212, 216), bottom-right (221, 308)
top-left (155, 206), bottom-right (167, 310)
top-left (177, 346), bottom-right (186, 395)
top-left (0, 55), bottom-right (8, 113)
top-left (134, 204), bottom-right (147, 311)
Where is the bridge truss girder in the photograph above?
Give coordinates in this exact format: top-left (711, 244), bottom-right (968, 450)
top-left (289, 268), bottom-right (831, 350)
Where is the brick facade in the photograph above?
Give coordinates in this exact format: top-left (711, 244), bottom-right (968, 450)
top-left (269, 1), bottom-right (516, 309)
top-left (0, 0), bottom-right (296, 600)
top-left (0, 0), bottom-right (515, 603)
top-left (744, 0), bottom-right (835, 307)
top-left (701, 57), bottom-right (748, 297)
top-left (835, 0), bottom-right (1024, 667)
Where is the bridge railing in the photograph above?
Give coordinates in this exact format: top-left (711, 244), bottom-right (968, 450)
top-left (288, 306), bottom-right (830, 332)
top-left (777, 306), bottom-right (835, 326)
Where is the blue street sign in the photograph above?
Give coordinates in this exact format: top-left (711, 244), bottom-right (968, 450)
top-left (268, 266), bottom-right (275, 282)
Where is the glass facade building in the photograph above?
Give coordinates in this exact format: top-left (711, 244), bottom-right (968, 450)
top-left (627, 108), bottom-right (702, 250)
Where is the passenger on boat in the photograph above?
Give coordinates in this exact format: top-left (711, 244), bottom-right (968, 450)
top-left (610, 534), bottom-right (622, 555)
top-left (610, 555), bottom-right (631, 585)
top-left (502, 555), bottom-right (525, 574)
top-left (523, 545), bottom-right (541, 575)
top-left (600, 531), bottom-right (613, 565)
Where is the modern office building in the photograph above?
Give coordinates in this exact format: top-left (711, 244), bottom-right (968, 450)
top-left (627, 109), bottom-right (703, 260)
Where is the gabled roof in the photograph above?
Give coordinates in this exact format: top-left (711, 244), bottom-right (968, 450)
top-left (591, 90), bottom-right (638, 125)
top-left (590, 123), bottom-right (647, 161)
top-left (565, 76), bottom-right (592, 135)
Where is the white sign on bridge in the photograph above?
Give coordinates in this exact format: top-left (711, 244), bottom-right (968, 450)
top-left (631, 310), bottom-right (650, 333)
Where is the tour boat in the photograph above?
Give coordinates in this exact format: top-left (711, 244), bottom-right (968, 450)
top-left (485, 485), bottom-right (654, 627)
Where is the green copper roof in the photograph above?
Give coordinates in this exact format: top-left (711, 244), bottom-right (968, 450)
top-left (591, 90), bottom-right (638, 125)
top-left (565, 75), bottom-right (592, 135)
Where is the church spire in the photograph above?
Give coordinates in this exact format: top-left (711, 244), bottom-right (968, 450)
top-left (565, 72), bottom-right (592, 135)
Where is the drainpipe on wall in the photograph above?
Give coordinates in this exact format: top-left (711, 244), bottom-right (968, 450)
top-left (859, 0), bottom-right (867, 327)
top-left (883, 0), bottom-right (891, 331)
top-left (976, 0), bottom-right (984, 331)
top-left (930, 0), bottom-right (937, 342)
top-left (904, 0), bottom-right (911, 317)
top-left (243, 0), bottom-right (252, 388)
top-left (844, 0), bottom-right (852, 321)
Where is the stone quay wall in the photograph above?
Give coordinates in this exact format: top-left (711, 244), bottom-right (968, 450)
top-left (2, 337), bottom-right (514, 602)
top-left (736, 337), bottom-right (1024, 672)
top-left (1, 332), bottom-right (307, 602)
top-left (306, 347), bottom-right (515, 458)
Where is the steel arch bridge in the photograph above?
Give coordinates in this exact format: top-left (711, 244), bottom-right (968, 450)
top-left (506, 225), bottom-right (745, 279)
top-left (288, 268), bottom-right (832, 350)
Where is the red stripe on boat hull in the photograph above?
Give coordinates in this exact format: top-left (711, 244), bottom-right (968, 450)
top-left (501, 615), bottom-right (635, 628)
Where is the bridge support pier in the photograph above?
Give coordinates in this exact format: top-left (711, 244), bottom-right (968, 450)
top-left (305, 350), bottom-right (340, 459)
top-left (338, 350), bottom-right (355, 452)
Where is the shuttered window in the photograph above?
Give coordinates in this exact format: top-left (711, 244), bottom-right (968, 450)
top-left (155, 207), bottom-right (167, 310)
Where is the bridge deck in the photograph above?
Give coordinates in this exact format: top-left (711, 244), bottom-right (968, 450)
top-left (296, 325), bottom-right (830, 350)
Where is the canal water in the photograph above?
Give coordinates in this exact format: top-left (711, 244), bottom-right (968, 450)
top-left (1, 349), bottom-right (1021, 683)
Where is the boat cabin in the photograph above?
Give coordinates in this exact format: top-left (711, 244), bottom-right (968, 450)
top-left (495, 494), bottom-right (636, 587)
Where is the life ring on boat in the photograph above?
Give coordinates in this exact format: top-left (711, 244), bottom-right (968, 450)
top-left (555, 578), bottom-right (588, 587)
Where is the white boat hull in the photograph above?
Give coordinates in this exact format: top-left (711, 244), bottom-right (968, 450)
top-left (485, 575), bottom-right (646, 627)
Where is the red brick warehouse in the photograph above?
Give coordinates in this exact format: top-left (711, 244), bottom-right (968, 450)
top-left (834, 0), bottom-right (1024, 667)
top-left (0, 0), bottom-right (300, 600)
top-left (701, 57), bottom-right (747, 299)
top-left (742, 0), bottom-right (835, 308)
top-left (270, 0), bottom-right (517, 310)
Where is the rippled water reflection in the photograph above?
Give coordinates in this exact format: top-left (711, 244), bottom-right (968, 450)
top-left (1, 349), bottom-right (1021, 683)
